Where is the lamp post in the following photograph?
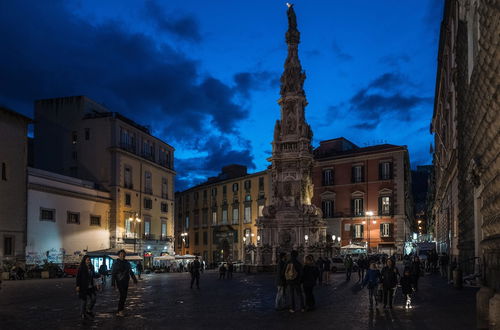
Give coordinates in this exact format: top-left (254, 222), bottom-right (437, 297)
top-left (365, 211), bottom-right (375, 254)
top-left (331, 235), bottom-right (336, 257)
top-left (128, 213), bottom-right (142, 254)
top-left (180, 232), bottom-right (188, 255)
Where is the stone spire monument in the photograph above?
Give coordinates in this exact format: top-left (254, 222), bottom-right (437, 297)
top-left (256, 4), bottom-right (326, 266)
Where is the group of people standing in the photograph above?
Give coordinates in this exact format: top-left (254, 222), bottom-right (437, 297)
top-left (76, 249), bottom-right (138, 320)
top-left (275, 250), bottom-right (320, 313)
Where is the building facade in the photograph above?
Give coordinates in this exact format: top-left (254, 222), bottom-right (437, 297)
top-left (33, 96), bottom-right (176, 266)
top-left (26, 167), bottom-right (111, 265)
top-left (313, 138), bottom-right (414, 256)
top-left (430, 0), bottom-right (499, 326)
top-left (0, 107), bottom-right (31, 267)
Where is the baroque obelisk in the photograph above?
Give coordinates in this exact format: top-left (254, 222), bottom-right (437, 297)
top-left (256, 4), bottom-right (326, 266)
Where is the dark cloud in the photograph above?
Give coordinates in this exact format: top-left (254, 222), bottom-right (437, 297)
top-left (379, 54), bottom-right (410, 67)
top-left (0, 0), bottom-right (253, 188)
top-left (348, 72), bottom-right (432, 123)
top-left (332, 41), bottom-right (353, 61)
top-left (351, 121), bottom-right (379, 130)
top-left (233, 71), bottom-right (277, 98)
top-left (175, 135), bottom-right (256, 191)
top-left (144, 0), bottom-right (202, 42)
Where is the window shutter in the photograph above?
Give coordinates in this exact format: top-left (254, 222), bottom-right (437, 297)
top-left (332, 200), bottom-right (335, 217)
top-left (389, 162), bottom-right (393, 179)
top-left (379, 163), bottom-right (383, 180)
top-left (321, 201), bottom-right (326, 217)
top-left (322, 171), bottom-right (325, 186)
top-left (390, 196), bottom-right (394, 216)
top-left (380, 223), bottom-right (384, 237)
top-left (389, 223), bottom-right (393, 237)
top-left (351, 199), bottom-right (355, 216)
top-left (360, 199), bottom-right (364, 215)
top-left (378, 197), bottom-right (382, 216)
top-left (350, 224), bottom-right (354, 238)
top-left (360, 225), bottom-right (364, 238)
top-left (361, 166), bottom-right (365, 182)
top-left (351, 167), bottom-right (355, 183)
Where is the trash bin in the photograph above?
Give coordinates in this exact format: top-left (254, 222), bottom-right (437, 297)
top-left (453, 269), bottom-right (463, 289)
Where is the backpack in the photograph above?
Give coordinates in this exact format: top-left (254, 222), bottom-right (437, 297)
top-left (285, 262), bottom-right (298, 281)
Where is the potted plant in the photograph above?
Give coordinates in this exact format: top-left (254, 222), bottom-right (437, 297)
top-left (2, 261), bottom-right (13, 280)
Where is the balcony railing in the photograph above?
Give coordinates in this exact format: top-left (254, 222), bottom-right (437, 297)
top-left (143, 233), bottom-right (155, 240)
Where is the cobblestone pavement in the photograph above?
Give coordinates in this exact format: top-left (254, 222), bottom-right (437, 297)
top-left (0, 269), bottom-right (477, 330)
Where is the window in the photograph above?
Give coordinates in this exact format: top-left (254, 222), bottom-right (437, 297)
top-left (352, 165), bottom-right (364, 183)
top-left (144, 198), bottom-right (153, 209)
top-left (232, 207), bottom-right (239, 224)
top-left (124, 166), bottom-right (132, 189)
top-left (40, 208), bottom-right (55, 222)
top-left (379, 196), bottom-right (392, 215)
top-left (258, 204), bottom-right (264, 217)
top-left (144, 171), bottom-right (152, 194)
top-left (380, 162), bottom-right (392, 180)
top-left (85, 128), bottom-right (90, 140)
top-left (125, 216), bottom-right (132, 235)
top-left (161, 178), bottom-right (168, 199)
top-left (380, 223), bottom-right (392, 237)
top-left (244, 180), bottom-right (251, 190)
top-left (232, 183), bottom-right (238, 192)
top-left (222, 209), bottom-right (228, 224)
top-left (259, 177), bottom-right (264, 191)
top-left (161, 219), bottom-right (167, 238)
top-left (1, 162), bottom-right (6, 181)
top-left (161, 202), bottom-right (168, 213)
top-left (185, 216), bottom-right (190, 230)
top-left (203, 190), bottom-right (207, 200)
top-left (125, 193), bottom-right (131, 206)
top-left (90, 215), bottom-right (101, 226)
top-left (322, 200), bottom-right (334, 218)
top-left (323, 169), bottom-right (333, 186)
top-left (211, 188), bottom-right (217, 197)
top-left (194, 211), bottom-right (200, 228)
top-left (72, 131), bottom-right (77, 144)
top-left (212, 211), bottom-right (217, 225)
top-left (195, 232), bottom-right (199, 245)
top-left (202, 209), bottom-right (208, 227)
top-left (144, 218), bottom-right (151, 236)
top-left (352, 198), bottom-right (364, 216)
top-left (353, 224), bottom-right (364, 239)
top-left (203, 231), bottom-right (208, 245)
top-left (159, 147), bottom-right (169, 167)
top-left (245, 194), bottom-right (251, 202)
top-left (142, 139), bottom-right (155, 159)
top-left (120, 128), bottom-right (136, 152)
top-left (244, 206), bottom-right (251, 223)
top-left (194, 192), bottom-right (199, 201)
top-left (244, 228), bottom-right (251, 244)
top-left (67, 212), bottom-right (80, 224)
top-left (3, 236), bottom-right (13, 256)
top-left (223, 185), bottom-right (227, 195)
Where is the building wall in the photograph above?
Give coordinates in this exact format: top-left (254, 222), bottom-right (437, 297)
top-left (0, 108), bottom-right (30, 265)
top-left (313, 146), bottom-right (412, 255)
top-left (26, 168), bottom-right (111, 265)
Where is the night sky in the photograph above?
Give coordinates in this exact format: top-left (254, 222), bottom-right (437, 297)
top-left (0, 0), bottom-right (443, 191)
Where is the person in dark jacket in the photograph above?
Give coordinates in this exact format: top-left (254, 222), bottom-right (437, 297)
top-left (99, 261), bottom-right (108, 286)
top-left (344, 255), bottom-right (353, 281)
top-left (227, 261), bottom-right (234, 279)
top-left (76, 255), bottom-right (98, 319)
top-left (275, 252), bottom-right (288, 311)
top-left (358, 255), bottom-right (367, 282)
top-left (136, 261), bottom-right (143, 280)
top-left (410, 256), bottom-right (421, 291)
top-left (286, 250), bottom-right (304, 313)
top-left (302, 255), bottom-right (320, 311)
top-left (190, 256), bottom-right (201, 289)
top-left (323, 257), bottom-right (331, 285)
top-left (400, 268), bottom-right (413, 309)
top-left (362, 262), bottom-right (381, 309)
top-left (380, 259), bottom-right (399, 309)
top-left (111, 250), bottom-right (138, 316)
top-left (315, 257), bottom-right (324, 286)
top-left (219, 263), bottom-right (226, 279)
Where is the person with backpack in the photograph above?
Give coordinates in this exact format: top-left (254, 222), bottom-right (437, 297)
top-left (357, 255), bottom-right (367, 282)
top-left (285, 250), bottom-right (304, 313)
top-left (302, 255), bottom-right (320, 311)
top-left (400, 267), bottom-right (413, 309)
top-left (190, 256), bottom-right (202, 289)
top-left (98, 261), bottom-right (108, 286)
top-left (111, 250), bottom-right (138, 316)
top-left (361, 262), bottom-right (381, 309)
top-left (380, 258), bottom-right (399, 309)
top-left (227, 261), bottom-right (234, 279)
top-left (275, 252), bottom-right (288, 311)
top-left (76, 255), bottom-right (99, 320)
top-left (219, 263), bottom-right (227, 279)
top-left (136, 261), bottom-right (143, 280)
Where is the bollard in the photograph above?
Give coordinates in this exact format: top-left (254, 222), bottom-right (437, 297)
top-left (453, 269), bottom-right (463, 289)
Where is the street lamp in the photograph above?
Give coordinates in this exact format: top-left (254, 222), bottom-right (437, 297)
top-left (180, 232), bottom-right (188, 254)
top-left (128, 213), bottom-right (141, 253)
top-left (365, 211), bottom-right (374, 254)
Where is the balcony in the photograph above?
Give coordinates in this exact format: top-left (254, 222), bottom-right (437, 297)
top-left (120, 142), bottom-right (136, 154)
top-left (143, 233), bottom-right (156, 240)
top-left (160, 235), bottom-right (173, 242)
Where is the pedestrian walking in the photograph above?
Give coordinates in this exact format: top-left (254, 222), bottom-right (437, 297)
top-left (362, 262), bottom-right (381, 309)
top-left (358, 255), bottom-right (367, 282)
top-left (98, 261), bottom-right (108, 286)
top-left (344, 255), bottom-right (353, 281)
top-left (400, 268), bottom-right (413, 309)
top-left (227, 261), bottom-right (234, 279)
top-left (323, 257), bottom-right (331, 284)
top-left (189, 256), bottom-right (202, 289)
top-left (285, 250), bottom-right (304, 313)
top-left (302, 255), bottom-right (319, 311)
top-left (410, 256), bottom-right (421, 292)
top-left (76, 255), bottom-right (98, 320)
top-left (136, 261), bottom-right (143, 280)
top-left (439, 253), bottom-right (449, 278)
top-left (381, 259), bottom-right (399, 309)
top-left (315, 257), bottom-right (324, 286)
top-left (111, 250), bottom-right (138, 317)
top-left (275, 252), bottom-right (288, 311)
top-left (219, 263), bottom-right (226, 279)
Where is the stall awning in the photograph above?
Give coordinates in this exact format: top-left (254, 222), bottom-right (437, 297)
top-left (341, 244), bottom-right (367, 249)
top-left (154, 255), bottom-right (175, 261)
top-left (109, 255), bottom-right (143, 261)
top-left (175, 254), bottom-right (197, 259)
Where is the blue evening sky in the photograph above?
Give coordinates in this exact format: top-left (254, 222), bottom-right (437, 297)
top-left (0, 0), bottom-right (443, 190)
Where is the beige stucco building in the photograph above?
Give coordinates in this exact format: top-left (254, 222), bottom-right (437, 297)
top-left (34, 96), bottom-right (176, 266)
top-left (0, 107), bottom-right (31, 266)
